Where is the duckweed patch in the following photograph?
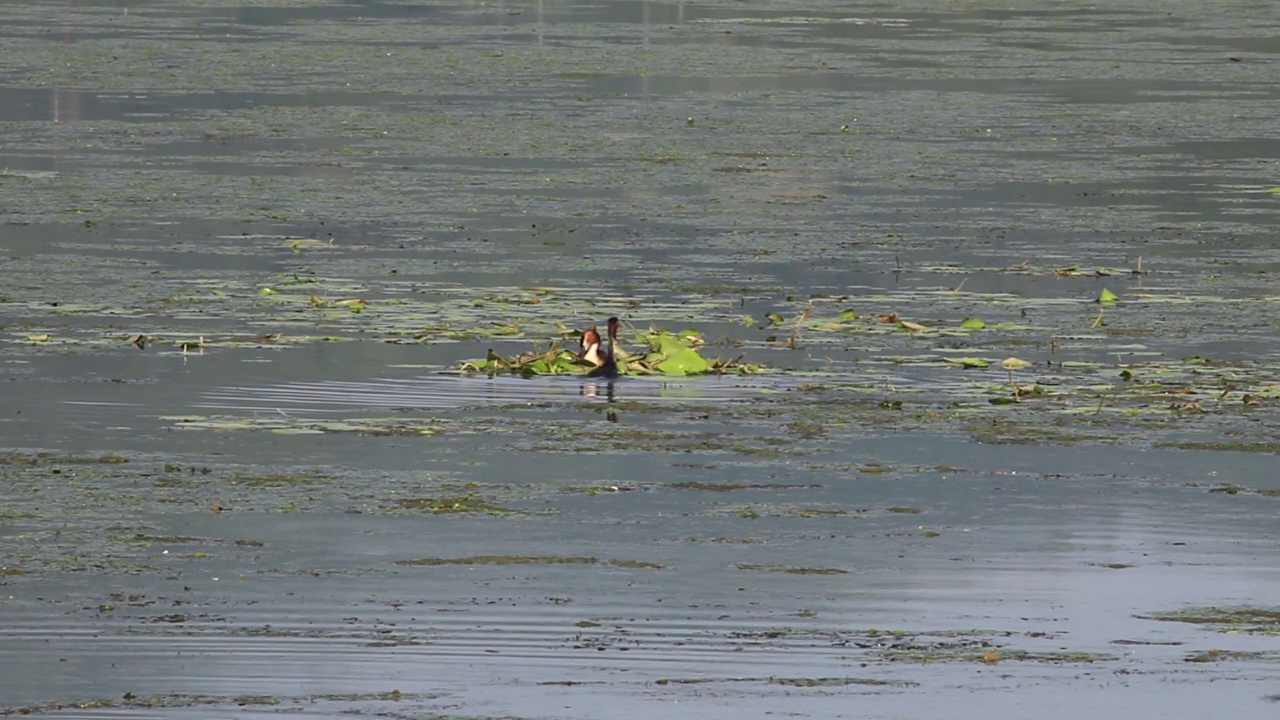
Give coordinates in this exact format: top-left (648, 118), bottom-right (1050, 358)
top-left (1142, 607), bottom-right (1280, 635)
top-left (784, 507), bottom-right (856, 518)
top-left (651, 675), bottom-right (907, 687)
top-left (858, 464), bottom-right (894, 474)
top-left (395, 555), bottom-right (661, 569)
top-left (735, 563), bottom-right (850, 575)
top-left (118, 533), bottom-right (207, 545)
top-left (1183, 649), bottom-right (1280, 663)
top-left (718, 503), bottom-right (871, 519)
top-left (0, 451), bottom-right (131, 466)
top-left (528, 426), bottom-right (800, 457)
top-left (876, 643), bottom-right (1111, 664)
top-left (666, 480), bottom-right (822, 493)
top-left (606, 559), bottom-right (665, 569)
top-left (0, 690), bottom-right (430, 717)
top-left (652, 625), bottom-right (1106, 667)
top-left (394, 494), bottom-right (520, 515)
top-left (396, 555), bottom-right (597, 567)
top-left (0, 458), bottom-right (554, 574)
top-left (668, 481), bottom-right (752, 492)
top-left (165, 415), bottom-right (443, 436)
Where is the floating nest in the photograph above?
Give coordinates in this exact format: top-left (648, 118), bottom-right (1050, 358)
top-left (461, 327), bottom-right (764, 377)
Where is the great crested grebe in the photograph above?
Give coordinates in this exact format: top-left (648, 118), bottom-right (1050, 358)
top-left (580, 316), bottom-right (620, 379)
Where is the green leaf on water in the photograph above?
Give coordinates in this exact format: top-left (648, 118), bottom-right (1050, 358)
top-left (1266, 187), bottom-right (1280, 194)
top-left (654, 347), bottom-right (712, 375)
top-left (1097, 287), bottom-right (1119, 304)
top-left (839, 309), bottom-right (858, 321)
top-left (765, 312), bottom-right (786, 326)
top-left (647, 332), bottom-right (691, 357)
top-left (959, 317), bottom-right (985, 329)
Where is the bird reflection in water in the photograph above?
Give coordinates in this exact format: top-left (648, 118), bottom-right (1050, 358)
top-left (579, 380), bottom-right (619, 422)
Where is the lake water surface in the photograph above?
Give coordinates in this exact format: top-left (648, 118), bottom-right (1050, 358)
top-left (3, 1), bottom-right (1280, 718)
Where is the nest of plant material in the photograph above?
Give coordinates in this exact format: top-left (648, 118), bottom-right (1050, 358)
top-left (461, 327), bottom-right (764, 377)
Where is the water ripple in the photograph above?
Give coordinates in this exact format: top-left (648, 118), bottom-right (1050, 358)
top-left (196, 373), bottom-right (812, 412)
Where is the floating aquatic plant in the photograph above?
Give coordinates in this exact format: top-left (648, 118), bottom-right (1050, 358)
top-left (460, 326), bottom-right (765, 377)
top-left (459, 342), bottom-right (589, 377)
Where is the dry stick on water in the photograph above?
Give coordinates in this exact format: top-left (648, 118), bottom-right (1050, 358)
top-left (953, 276), bottom-right (968, 293)
top-left (1091, 306), bottom-right (1105, 329)
top-left (788, 304), bottom-right (813, 350)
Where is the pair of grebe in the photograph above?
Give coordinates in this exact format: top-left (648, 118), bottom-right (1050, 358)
top-left (579, 316), bottom-right (620, 379)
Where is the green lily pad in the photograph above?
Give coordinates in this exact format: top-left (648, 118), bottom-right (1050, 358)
top-left (654, 347), bottom-right (712, 375)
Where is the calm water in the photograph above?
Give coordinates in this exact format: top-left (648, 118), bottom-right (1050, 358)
top-left (3, 0), bottom-right (1280, 718)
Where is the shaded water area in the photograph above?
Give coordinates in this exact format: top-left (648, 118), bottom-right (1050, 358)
top-left (4, 0), bottom-right (1280, 717)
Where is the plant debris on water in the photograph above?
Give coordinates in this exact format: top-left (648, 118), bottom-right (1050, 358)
top-left (394, 494), bottom-right (521, 515)
top-left (393, 555), bottom-right (662, 568)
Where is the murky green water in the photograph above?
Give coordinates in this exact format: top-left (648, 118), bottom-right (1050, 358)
top-left (3, 1), bottom-right (1280, 718)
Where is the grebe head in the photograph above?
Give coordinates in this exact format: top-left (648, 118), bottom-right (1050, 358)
top-left (583, 317), bottom-right (622, 379)
top-left (579, 326), bottom-right (605, 367)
